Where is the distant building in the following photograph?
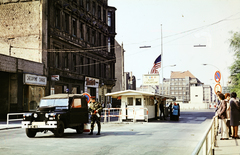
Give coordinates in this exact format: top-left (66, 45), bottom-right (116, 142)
top-left (125, 72), bottom-right (136, 90)
top-left (159, 78), bottom-right (170, 95)
top-left (203, 85), bottom-right (212, 103)
top-left (170, 71), bottom-right (203, 103)
top-left (112, 41), bottom-right (125, 92)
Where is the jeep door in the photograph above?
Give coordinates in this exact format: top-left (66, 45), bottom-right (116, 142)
top-left (69, 97), bottom-right (88, 126)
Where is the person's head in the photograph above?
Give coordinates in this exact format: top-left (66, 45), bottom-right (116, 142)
top-left (218, 93), bottom-right (225, 100)
top-left (216, 91), bottom-right (221, 96)
top-left (174, 103), bottom-right (177, 106)
top-left (231, 92), bottom-right (237, 98)
top-left (225, 93), bottom-right (230, 100)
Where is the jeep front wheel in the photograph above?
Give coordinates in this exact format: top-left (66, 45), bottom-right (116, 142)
top-left (26, 129), bottom-right (37, 138)
top-left (76, 123), bottom-right (84, 134)
top-left (54, 121), bottom-right (64, 137)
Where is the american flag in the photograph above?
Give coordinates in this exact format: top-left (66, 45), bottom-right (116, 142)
top-left (150, 55), bottom-right (161, 74)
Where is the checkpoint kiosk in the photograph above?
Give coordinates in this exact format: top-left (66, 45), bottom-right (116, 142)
top-left (105, 90), bottom-right (176, 121)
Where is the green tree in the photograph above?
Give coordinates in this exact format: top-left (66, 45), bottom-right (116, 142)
top-left (229, 31), bottom-right (240, 96)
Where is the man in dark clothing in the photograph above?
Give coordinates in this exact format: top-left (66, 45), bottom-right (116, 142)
top-left (88, 97), bottom-right (103, 135)
top-left (159, 101), bottom-right (166, 120)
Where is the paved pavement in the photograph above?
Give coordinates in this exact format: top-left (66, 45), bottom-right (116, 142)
top-left (214, 127), bottom-right (240, 155)
top-left (1, 110), bottom-right (240, 154)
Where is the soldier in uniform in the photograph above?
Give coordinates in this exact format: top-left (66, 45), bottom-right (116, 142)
top-left (88, 96), bottom-right (103, 135)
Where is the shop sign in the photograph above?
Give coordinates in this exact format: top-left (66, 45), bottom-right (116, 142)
top-left (51, 75), bottom-right (60, 81)
top-left (85, 77), bottom-right (99, 88)
top-left (24, 74), bottom-right (47, 86)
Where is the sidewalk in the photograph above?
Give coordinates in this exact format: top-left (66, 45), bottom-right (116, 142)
top-left (214, 126), bottom-right (240, 155)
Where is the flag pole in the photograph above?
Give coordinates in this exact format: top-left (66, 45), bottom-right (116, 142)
top-left (161, 24), bottom-right (163, 95)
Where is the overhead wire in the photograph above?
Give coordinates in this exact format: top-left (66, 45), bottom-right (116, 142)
top-left (6, 11), bottom-right (240, 67)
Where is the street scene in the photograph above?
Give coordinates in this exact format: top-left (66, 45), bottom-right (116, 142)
top-left (0, 0), bottom-right (240, 155)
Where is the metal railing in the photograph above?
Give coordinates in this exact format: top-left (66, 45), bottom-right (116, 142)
top-left (7, 113), bottom-right (25, 127)
top-left (191, 116), bottom-right (218, 155)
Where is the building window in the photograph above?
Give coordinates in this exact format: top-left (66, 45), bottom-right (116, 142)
top-left (98, 32), bottom-right (101, 46)
top-left (103, 9), bottom-right (106, 23)
top-left (72, 18), bottom-right (77, 37)
top-left (136, 98), bottom-right (141, 106)
top-left (79, 22), bottom-right (84, 39)
top-left (108, 11), bottom-right (112, 27)
top-left (86, 27), bottom-right (90, 42)
top-left (103, 64), bottom-right (106, 78)
top-left (55, 53), bottom-right (59, 68)
top-left (80, 0), bottom-right (83, 7)
top-left (92, 30), bottom-right (96, 45)
top-left (73, 54), bottom-right (76, 72)
top-left (99, 63), bottom-right (102, 77)
top-left (64, 13), bottom-right (69, 33)
top-left (92, 2), bottom-right (96, 16)
top-left (127, 97), bottom-right (133, 106)
top-left (86, 0), bottom-right (90, 12)
top-left (86, 58), bottom-right (90, 75)
top-left (98, 5), bottom-right (101, 19)
top-left (108, 37), bottom-right (111, 52)
top-left (93, 60), bottom-right (96, 76)
top-left (55, 8), bottom-right (60, 29)
top-left (80, 56), bottom-right (83, 74)
top-left (64, 53), bottom-right (68, 68)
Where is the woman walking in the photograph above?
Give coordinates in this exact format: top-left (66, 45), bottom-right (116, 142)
top-left (217, 93), bottom-right (229, 140)
top-left (230, 92), bottom-right (240, 139)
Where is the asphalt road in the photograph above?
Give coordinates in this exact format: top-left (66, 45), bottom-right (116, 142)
top-left (0, 109), bottom-right (215, 155)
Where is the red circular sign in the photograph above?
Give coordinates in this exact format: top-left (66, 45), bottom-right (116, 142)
top-left (214, 71), bottom-right (221, 83)
top-left (214, 84), bottom-right (222, 94)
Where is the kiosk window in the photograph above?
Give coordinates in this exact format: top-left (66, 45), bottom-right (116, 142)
top-left (136, 98), bottom-right (141, 106)
top-left (72, 99), bottom-right (82, 108)
top-left (127, 97), bottom-right (133, 106)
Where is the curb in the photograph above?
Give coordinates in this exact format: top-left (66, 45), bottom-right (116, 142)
top-left (0, 126), bottom-right (21, 130)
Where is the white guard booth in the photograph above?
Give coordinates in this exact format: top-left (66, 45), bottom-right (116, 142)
top-left (105, 90), bottom-right (176, 121)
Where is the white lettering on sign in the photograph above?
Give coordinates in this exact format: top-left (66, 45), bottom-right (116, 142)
top-left (24, 74), bottom-right (47, 86)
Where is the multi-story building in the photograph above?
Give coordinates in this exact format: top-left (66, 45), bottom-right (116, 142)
top-left (0, 0), bottom-right (116, 118)
top-left (159, 78), bottom-right (170, 95)
top-left (170, 71), bottom-right (203, 103)
top-left (203, 85), bottom-right (212, 103)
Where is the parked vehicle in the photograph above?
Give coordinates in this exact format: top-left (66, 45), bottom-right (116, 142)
top-left (22, 94), bottom-right (88, 138)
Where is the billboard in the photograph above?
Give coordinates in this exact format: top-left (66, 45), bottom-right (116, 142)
top-left (142, 74), bottom-right (159, 85)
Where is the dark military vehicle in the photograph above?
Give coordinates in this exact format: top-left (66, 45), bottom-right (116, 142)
top-left (22, 94), bottom-right (88, 138)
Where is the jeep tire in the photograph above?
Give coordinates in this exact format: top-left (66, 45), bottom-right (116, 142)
top-left (54, 121), bottom-right (64, 137)
top-left (26, 129), bottom-right (37, 138)
top-left (76, 123), bottom-right (84, 134)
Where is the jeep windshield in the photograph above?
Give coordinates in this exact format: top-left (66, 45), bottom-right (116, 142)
top-left (39, 98), bottom-right (69, 107)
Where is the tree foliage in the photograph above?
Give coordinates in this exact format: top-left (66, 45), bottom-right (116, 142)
top-left (229, 31), bottom-right (240, 96)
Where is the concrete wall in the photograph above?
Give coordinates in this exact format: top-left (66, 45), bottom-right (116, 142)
top-left (0, 1), bottom-right (42, 63)
top-left (190, 86), bottom-right (203, 103)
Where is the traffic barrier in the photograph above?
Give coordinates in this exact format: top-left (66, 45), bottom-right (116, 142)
top-left (101, 107), bottom-right (148, 123)
top-left (7, 113), bottom-right (25, 127)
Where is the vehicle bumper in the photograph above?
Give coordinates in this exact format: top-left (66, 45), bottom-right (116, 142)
top-left (22, 121), bottom-right (57, 129)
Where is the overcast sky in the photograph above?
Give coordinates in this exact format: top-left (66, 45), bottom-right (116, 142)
top-left (108, 0), bottom-right (240, 89)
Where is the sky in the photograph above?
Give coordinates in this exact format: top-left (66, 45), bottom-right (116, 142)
top-left (108, 0), bottom-right (240, 89)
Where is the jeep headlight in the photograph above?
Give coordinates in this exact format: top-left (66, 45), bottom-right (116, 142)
top-left (45, 113), bottom-right (49, 118)
top-left (33, 113), bottom-right (38, 118)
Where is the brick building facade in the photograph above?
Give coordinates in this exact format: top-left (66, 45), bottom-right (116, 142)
top-left (0, 0), bottom-right (116, 118)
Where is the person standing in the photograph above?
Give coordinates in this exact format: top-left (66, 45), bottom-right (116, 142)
top-left (172, 103), bottom-right (179, 121)
top-left (225, 93), bottom-right (231, 137)
top-left (229, 92), bottom-right (240, 139)
top-left (88, 97), bottom-right (103, 135)
top-left (217, 93), bottom-right (229, 140)
top-left (159, 101), bottom-right (166, 120)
